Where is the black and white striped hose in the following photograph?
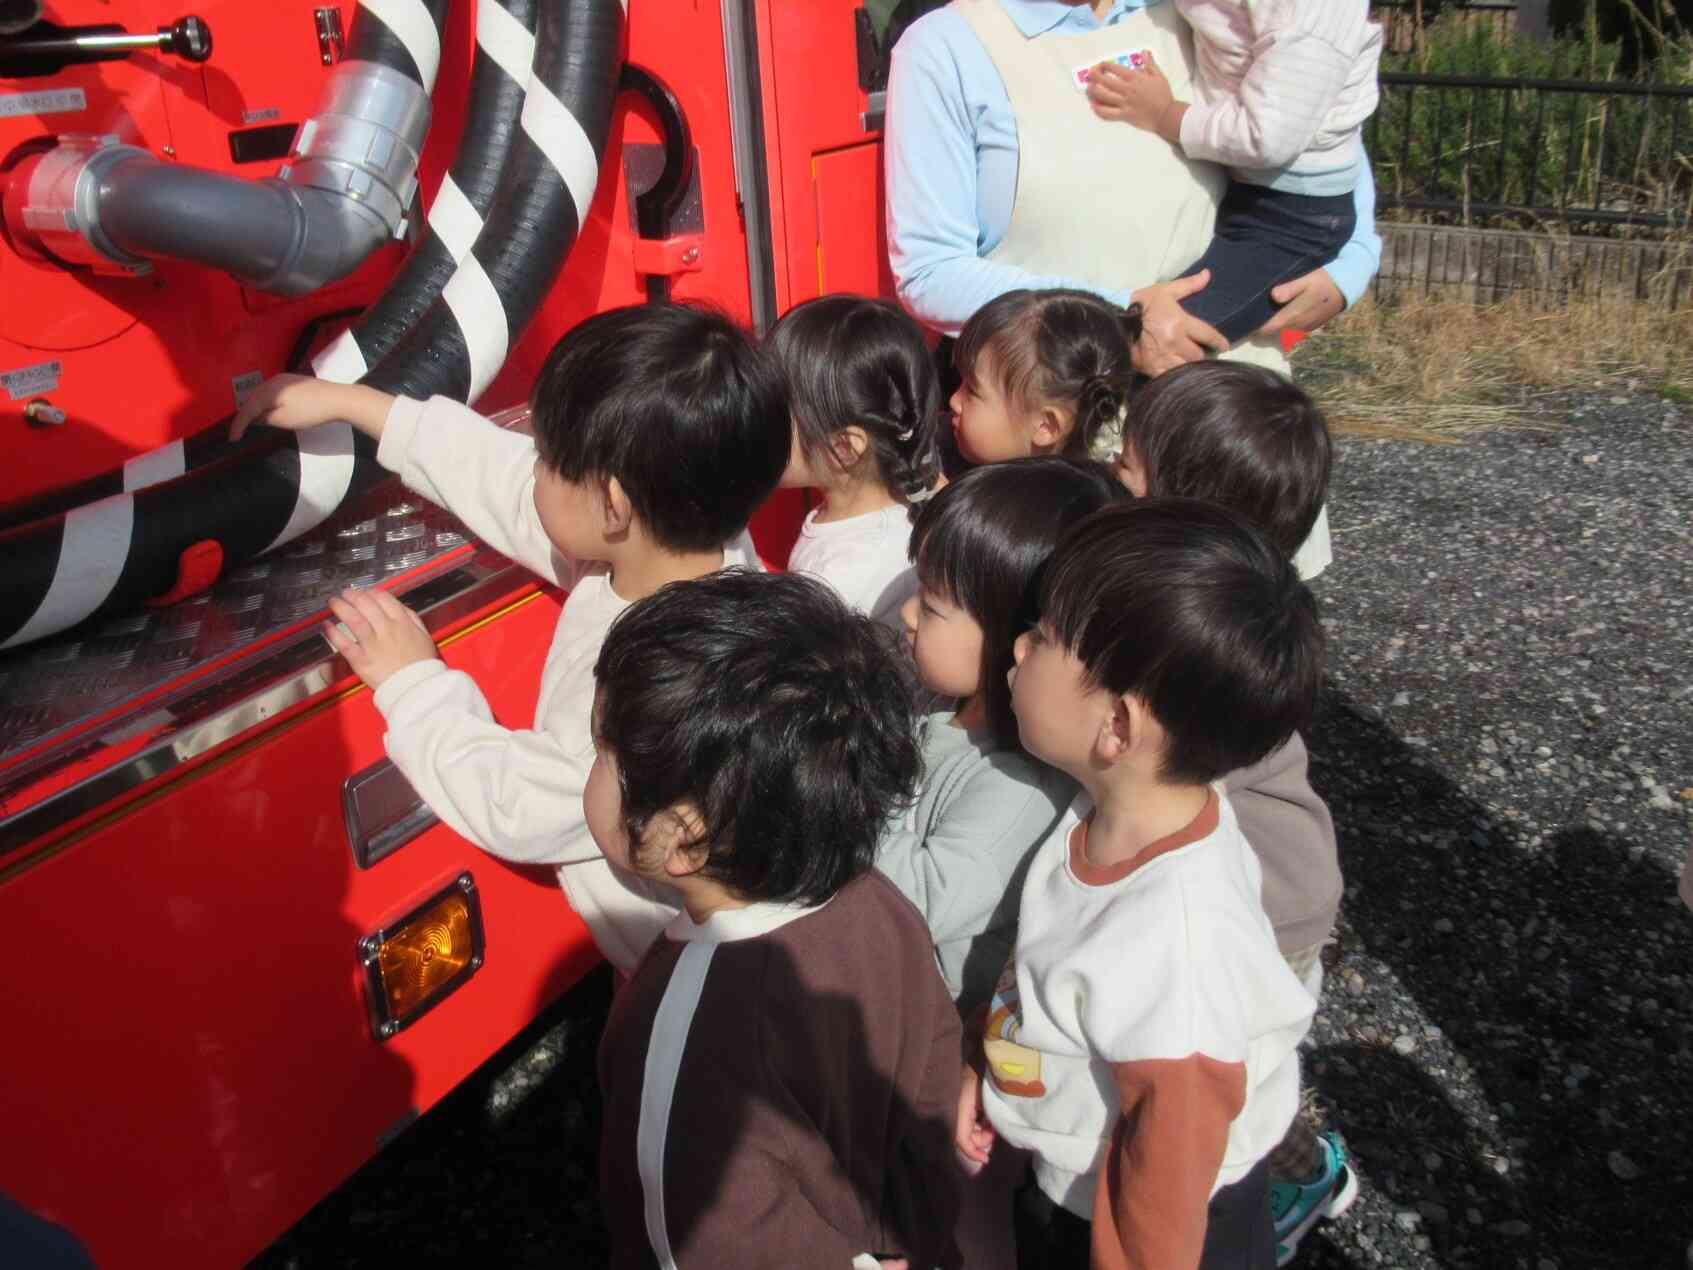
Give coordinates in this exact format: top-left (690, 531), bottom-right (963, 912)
top-left (0, 0), bottom-right (458, 534)
top-left (0, 0), bottom-right (627, 651)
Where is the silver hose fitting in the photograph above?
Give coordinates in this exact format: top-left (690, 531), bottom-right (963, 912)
top-left (281, 59), bottom-right (431, 249)
top-left (1, 59), bottom-right (429, 295)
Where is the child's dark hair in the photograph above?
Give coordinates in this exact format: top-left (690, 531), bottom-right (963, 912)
top-left (530, 303), bottom-right (789, 553)
top-left (593, 569), bottom-right (921, 907)
top-left (1121, 361), bottom-right (1332, 559)
top-left (770, 294), bottom-right (941, 510)
top-left (953, 288), bottom-right (1142, 459)
top-left (909, 457), bottom-right (1126, 748)
top-left (1039, 499), bottom-right (1323, 783)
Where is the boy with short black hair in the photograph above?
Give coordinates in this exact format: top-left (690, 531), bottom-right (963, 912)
top-left (230, 303), bottom-right (790, 972)
top-left (1112, 361), bottom-right (1354, 1262)
top-left (1114, 360), bottom-right (1333, 563)
top-left (589, 569), bottom-right (963, 1270)
top-left (957, 499), bottom-right (1323, 1270)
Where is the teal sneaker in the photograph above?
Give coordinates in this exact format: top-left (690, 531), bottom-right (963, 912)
top-left (1271, 1132), bottom-right (1359, 1266)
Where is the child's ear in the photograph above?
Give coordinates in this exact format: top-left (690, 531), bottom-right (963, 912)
top-left (830, 426), bottom-right (870, 469)
top-left (1032, 404), bottom-right (1072, 451)
top-left (601, 475), bottom-right (634, 537)
top-left (1097, 693), bottom-right (1156, 765)
top-left (1114, 445), bottom-right (1149, 497)
top-left (656, 803), bottom-right (709, 879)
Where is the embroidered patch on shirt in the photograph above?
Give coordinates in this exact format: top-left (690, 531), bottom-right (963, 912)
top-left (1071, 48), bottom-right (1149, 92)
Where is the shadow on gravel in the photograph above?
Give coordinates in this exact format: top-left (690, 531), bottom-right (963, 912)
top-left (1306, 687), bottom-right (1693, 1270)
top-left (1301, 1044), bottom-right (1519, 1268)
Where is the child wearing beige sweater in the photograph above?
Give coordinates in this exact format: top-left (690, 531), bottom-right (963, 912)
top-left (230, 304), bottom-right (790, 972)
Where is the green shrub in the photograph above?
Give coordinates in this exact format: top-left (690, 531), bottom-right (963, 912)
top-left (1370, 13), bottom-right (1692, 229)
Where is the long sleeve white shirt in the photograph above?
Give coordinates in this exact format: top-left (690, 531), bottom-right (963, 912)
top-left (980, 787), bottom-right (1314, 1262)
top-left (368, 394), bottom-right (761, 971)
top-left (1177, 0), bottom-right (1383, 194)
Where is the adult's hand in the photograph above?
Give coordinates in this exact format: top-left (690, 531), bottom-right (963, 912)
top-left (1130, 270), bottom-right (1229, 377)
top-left (1257, 266), bottom-right (1347, 337)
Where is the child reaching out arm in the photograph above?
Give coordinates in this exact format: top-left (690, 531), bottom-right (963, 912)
top-left (228, 305), bottom-right (790, 973)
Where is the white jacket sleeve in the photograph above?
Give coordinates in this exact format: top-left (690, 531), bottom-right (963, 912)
top-left (1178, 6), bottom-right (1357, 172)
top-left (372, 657), bottom-right (600, 866)
top-left (377, 395), bottom-right (580, 587)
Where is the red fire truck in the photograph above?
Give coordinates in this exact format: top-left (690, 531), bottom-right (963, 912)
top-left (0, 2), bottom-right (907, 1263)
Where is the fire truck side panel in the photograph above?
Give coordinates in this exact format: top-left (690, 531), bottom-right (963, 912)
top-left (759, 1), bottom-right (893, 311)
top-left (0, 583), bottom-right (596, 1269)
top-left (0, 1), bottom-right (473, 507)
top-left (0, 2), bottom-right (879, 1261)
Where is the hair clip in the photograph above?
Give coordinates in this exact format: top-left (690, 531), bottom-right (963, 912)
top-left (896, 426), bottom-right (916, 441)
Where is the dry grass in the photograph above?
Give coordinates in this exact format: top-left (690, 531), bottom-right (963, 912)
top-left (1294, 292), bottom-right (1693, 441)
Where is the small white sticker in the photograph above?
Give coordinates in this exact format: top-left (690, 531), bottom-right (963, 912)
top-left (232, 371), bottom-right (263, 404)
top-left (2, 360), bottom-right (63, 400)
top-left (0, 87), bottom-right (89, 119)
top-left (242, 107), bottom-right (282, 124)
top-left (1071, 49), bottom-right (1150, 92)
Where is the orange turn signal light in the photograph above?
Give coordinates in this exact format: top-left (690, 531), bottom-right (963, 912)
top-left (359, 873), bottom-right (486, 1040)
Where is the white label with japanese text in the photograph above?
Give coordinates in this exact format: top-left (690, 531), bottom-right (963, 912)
top-left (2, 360), bottom-right (63, 400)
top-left (0, 88), bottom-right (88, 119)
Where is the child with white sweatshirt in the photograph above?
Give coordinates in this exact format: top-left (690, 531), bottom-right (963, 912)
top-left (769, 294), bottom-right (941, 628)
top-left (229, 304), bottom-right (789, 973)
top-left (1086, 0), bottom-right (1383, 345)
top-left (958, 499), bottom-right (1324, 1269)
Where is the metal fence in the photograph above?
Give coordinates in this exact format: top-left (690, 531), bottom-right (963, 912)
top-left (1373, 1), bottom-right (1520, 53)
top-left (1368, 71), bottom-right (1693, 230)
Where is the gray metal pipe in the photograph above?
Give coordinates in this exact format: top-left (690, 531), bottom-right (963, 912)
top-left (4, 59), bottom-right (428, 296)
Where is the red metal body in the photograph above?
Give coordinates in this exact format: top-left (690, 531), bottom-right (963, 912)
top-left (0, 2), bottom-right (888, 1266)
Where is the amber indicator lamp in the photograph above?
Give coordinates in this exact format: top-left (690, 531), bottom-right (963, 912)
top-left (359, 872), bottom-right (486, 1041)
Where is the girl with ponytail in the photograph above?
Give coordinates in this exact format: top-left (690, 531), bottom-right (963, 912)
top-left (949, 288), bottom-right (1143, 466)
top-left (769, 294), bottom-right (942, 629)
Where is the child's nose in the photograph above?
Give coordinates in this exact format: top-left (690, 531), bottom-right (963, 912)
top-left (900, 595), bottom-right (920, 634)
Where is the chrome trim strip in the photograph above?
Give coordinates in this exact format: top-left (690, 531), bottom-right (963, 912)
top-left (0, 556), bottom-right (532, 859)
top-left (719, 0), bottom-right (778, 332)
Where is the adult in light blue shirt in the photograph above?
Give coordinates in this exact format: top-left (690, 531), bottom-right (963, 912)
top-left (885, 0), bottom-right (1381, 361)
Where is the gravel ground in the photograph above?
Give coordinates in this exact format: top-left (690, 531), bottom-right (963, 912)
top-left (256, 388), bottom-right (1693, 1269)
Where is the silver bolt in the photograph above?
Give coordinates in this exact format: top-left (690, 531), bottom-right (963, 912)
top-left (469, 955), bottom-right (483, 970)
top-left (359, 935), bottom-right (381, 959)
top-left (378, 1020), bottom-right (397, 1038)
top-left (681, 246), bottom-right (701, 265)
top-left (457, 873), bottom-right (475, 893)
top-left (161, 145), bottom-right (176, 158)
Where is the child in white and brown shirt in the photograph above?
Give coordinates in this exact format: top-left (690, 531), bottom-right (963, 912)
top-left (958, 499), bottom-right (1324, 1269)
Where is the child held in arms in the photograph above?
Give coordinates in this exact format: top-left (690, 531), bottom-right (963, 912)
top-left (1087, 0), bottom-right (1382, 345)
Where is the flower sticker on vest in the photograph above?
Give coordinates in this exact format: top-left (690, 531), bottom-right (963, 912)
top-left (983, 959), bottom-right (1046, 1097)
top-left (1070, 49), bottom-right (1149, 92)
